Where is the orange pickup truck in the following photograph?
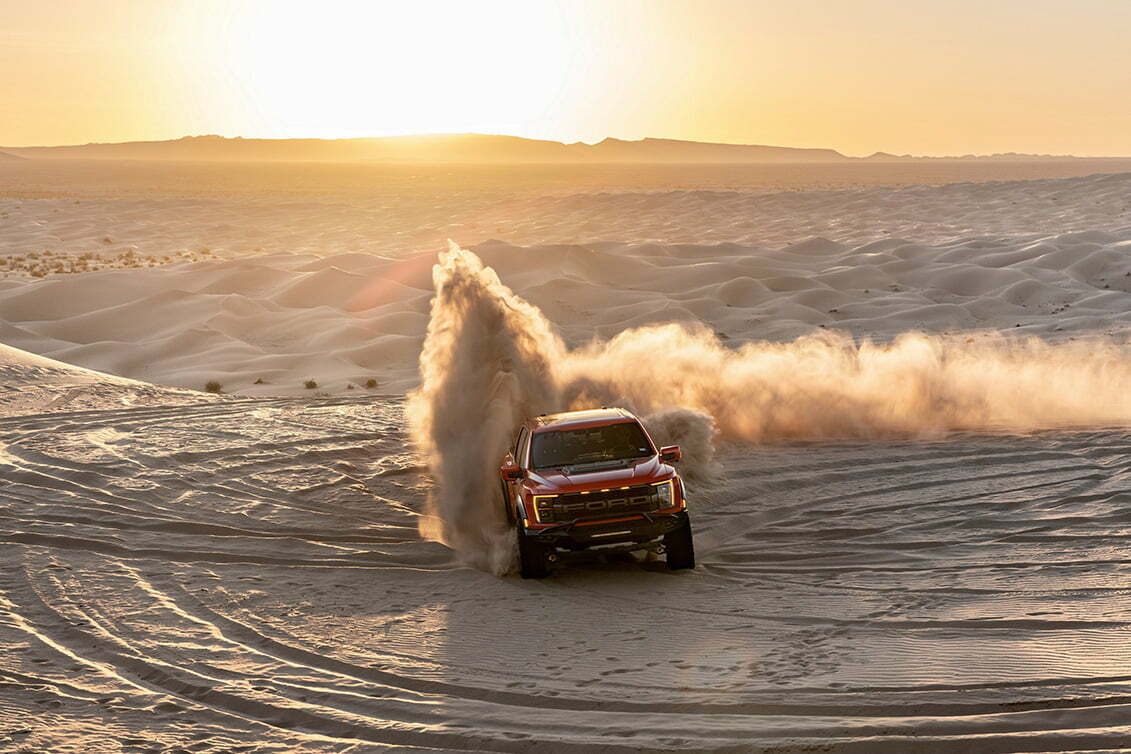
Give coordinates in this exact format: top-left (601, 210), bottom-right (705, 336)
top-left (499, 408), bottom-right (694, 578)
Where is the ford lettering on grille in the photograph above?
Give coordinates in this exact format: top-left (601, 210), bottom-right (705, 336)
top-left (538, 485), bottom-right (659, 523)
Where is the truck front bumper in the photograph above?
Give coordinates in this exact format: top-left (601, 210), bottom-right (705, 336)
top-left (523, 511), bottom-right (688, 550)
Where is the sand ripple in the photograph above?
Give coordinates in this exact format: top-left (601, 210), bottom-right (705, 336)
top-left (4, 357), bottom-right (1131, 750)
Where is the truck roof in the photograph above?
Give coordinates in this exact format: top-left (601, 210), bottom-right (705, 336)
top-left (530, 408), bottom-right (636, 431)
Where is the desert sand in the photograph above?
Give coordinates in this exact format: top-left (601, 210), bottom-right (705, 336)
top-left (4, 162), bottom-right (1131, 752)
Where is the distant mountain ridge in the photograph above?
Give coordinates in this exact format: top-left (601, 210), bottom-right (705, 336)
top-left (863, 150), bottom-right (1098, 162)
top-left (1, 134), bottom-right (1123, 164)
top-left (2, 134), bottom-right (850, 163)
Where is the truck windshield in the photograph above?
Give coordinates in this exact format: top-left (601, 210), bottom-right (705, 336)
top-left (530, 422), bottom-right (654, 469)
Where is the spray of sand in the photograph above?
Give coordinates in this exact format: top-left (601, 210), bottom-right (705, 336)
top-left (409, 242), bottom-right (1131, 571)
top-left (406, 244), bottom-right (562, 573)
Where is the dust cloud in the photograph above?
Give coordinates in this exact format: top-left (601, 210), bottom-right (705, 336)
top-left (406, 243), bottom-right (561, 574)
top-left (408, 242), bottom-right (1131, 571)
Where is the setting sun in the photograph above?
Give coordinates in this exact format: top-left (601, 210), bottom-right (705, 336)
top-left (201, 1), bottom-right (587, 139)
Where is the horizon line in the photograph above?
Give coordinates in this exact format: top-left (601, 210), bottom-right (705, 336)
top-left (4, 131), bottom-right (1131, 161)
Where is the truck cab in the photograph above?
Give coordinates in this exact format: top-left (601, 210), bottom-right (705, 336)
top-left (499, 408), bottom-right (695, 578)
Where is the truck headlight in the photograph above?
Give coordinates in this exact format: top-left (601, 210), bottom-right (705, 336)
top-left (531, 494), bottom-right (557, 523)
top-left (652, 479), bottom-right (675, 508)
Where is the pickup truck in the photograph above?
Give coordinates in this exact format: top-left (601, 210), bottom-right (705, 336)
top-left (499, 408), bottom-right (694, 578)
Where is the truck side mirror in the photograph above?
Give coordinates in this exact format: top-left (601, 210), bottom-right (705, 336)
top-left (660, 445), bottom-right (682, 463)
top-left (500, 464), bottom-right (524, 481)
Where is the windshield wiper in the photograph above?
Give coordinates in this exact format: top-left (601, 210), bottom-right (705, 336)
top-left (560, 458), bottom-right (633, 474)
top-left (538, 454), bottom-right (653, 474)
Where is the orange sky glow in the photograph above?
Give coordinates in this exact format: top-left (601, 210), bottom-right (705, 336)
top-left (3, 0), bottom-right (1130, 156)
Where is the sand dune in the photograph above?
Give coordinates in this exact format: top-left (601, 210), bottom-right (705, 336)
top-left (4, 169), bottom-right (1131, 264)
top-left (5, 168), bottom-right (1131, 751)
top-left (2, 216), bottom-right (1130, 395)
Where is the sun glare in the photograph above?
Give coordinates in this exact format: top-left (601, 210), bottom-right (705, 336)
top-left (205, 0), bottom-right (585, 140)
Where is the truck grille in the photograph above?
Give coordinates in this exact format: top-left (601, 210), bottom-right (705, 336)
top-left (535, 484), bottom-right (661, 524)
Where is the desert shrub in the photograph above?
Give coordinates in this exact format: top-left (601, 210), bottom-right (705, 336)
top-left (304, 379), bottom-right (318, 390)
top-left (365, 378), bottom-right (378, 389)
top-left (205, 380), bottom-right (222, 393)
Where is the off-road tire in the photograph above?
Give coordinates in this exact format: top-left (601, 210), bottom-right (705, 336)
top-left (664, 517), bottom-right (695, 570)
top-left (517, 526), bottom-right (551, 579)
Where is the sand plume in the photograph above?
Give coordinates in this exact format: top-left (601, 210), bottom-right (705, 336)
top-left (561, 325), bottom-right (1131, 442)
top-left (406, 242), bottom-right (562, 573)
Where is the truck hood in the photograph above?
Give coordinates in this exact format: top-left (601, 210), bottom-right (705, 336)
top-left (526, 455), bottom-right (673, 493)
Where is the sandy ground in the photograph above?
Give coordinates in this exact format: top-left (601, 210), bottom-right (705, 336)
top-left (4, 162), bottom-right (1131, 752)
top-left (7, 351), bottom-right (1131, 752)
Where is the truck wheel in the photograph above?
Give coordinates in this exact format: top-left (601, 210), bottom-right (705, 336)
top-left (517, 527), bottom-right (551, 579)
top-left (663, 518), bottom-right (695, 570)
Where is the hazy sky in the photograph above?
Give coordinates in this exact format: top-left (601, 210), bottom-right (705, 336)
top-left (3, 0), bottom-right (1130, 155)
